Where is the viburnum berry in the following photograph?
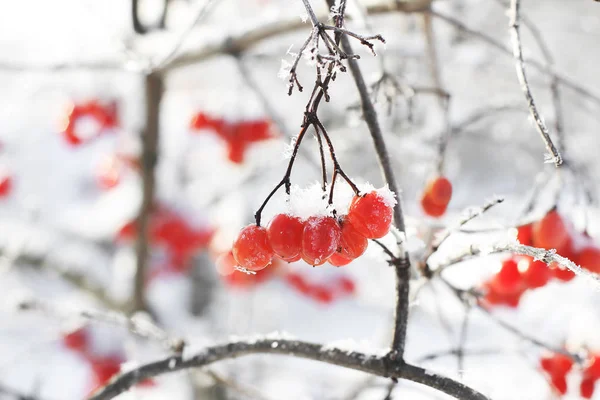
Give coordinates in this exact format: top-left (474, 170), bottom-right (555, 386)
top-left (89, 356), bottom-right (122, 390)
top-left (576, 247), bottom-right (600, 274)
top-left (335, 276), bottom-right (356, 295)
top-left (532, 210), bottom-right (570, 252)
top-left (550, 375), bottom-right (568, 395)
top-left (285, 272), bottom-right (311, 295)
top-left (309, 285), bottom-right (334, 304)
top-left (420, 192), bottom-right (447, 218)
top-left (580, 377), bottom-right (596, 399)
top-left (540, 352), bottom-right (574, 377)
top-left (516, 223), bottom-right (533, 245)
top-left (520, 256), bottom-right (551, 289)
top-left (347, 191), bottom-right (393, 239)
top-left (216, 251), bottom-right (274, 288)
top-left (338, 216), bottom-right (368, 260)
top-left (301, 216), bottom-right (342, 266)
top-left (267, 214), bottom-right (304, 261)
top-left (583, 353), bottom-right (600, 381)
top-left (328, 252), bottom-right (352, 267)
top-left (425, 176), bottom-right (453, 206)
top-left (490, 258), bottom-right (522, 294)
top-left (232, 225), bottom-right (274, 271)
top-left (62, 328), bottom-right (89, 354)
top-left (550, 265), bottom-right (576, 282)
top-left (0, 171), bottom-right (12, 198)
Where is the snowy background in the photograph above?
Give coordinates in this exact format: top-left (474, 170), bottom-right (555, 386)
top-left (1, 0), bottom-right (600, 399)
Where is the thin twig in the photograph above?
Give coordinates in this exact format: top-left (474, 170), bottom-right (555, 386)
top-left (17, 298), bottom-right (185, 353)
top-left (508, 0), bottom-right (562, 166)
top-left (429, 9), bottom-right (600, 107)
top-left (433, 197), bottom-right (504, 251)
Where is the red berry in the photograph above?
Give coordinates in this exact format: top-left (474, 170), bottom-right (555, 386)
top-left (90, 356), bottom-right (121, 387)
top-left (0, 172), bottom-right (12, 197)
top-left (232, 225), bottom-right (274, 271)
top-left (267, 214), bottom-right (304, 260)
top-left (347, 192), bottom-right (393, 239)
top-left (285, 273), bottom-right (311, 295)
top-left (550, 375), bottom-right (568, 395)
top-left (576, 247), bottom-right (600, 274)
top-left (420, 192), bottom-right (447, 218)
top-left (516, 224), bottom-right (533, 245)
top-left (310, 285), bottom-right (334, 304)
top-left (425, 176), bottom-right (452, 206)
top-left (521, 257), bottom-right (551, 289)
top-left (550, 266), bottom-right (576, 282)
top-left (339, 216), bottom-right (368, 259)
top-left (490, 258), bottom-right (522, 294)
top-left (62, 328), bottom-right (88, 354)
top-left (301, 216), bottom-right (342, 265)
top-left (532, 210), bottom-right (570, 251)
top-left (336, 276), bottom-right (356, 294)
top-left (540, 353), bottom-right (574, 376)
top-left (279, 254), bottom-right (301, 262)
top-left (96, 156), bottom-right (121, 190)
top-left (584, 354), bottom-right (600, 380)
top-left (581, 377), bottom-right (596, 399)
top-left (328, 252), bottom-right (352, 267)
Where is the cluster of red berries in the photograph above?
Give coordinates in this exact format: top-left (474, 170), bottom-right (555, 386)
top-left (190, 112), bottom-right (277, 164)
top-left (62, 327), bottom-right (154, 394)
top-left (215, 251), bottom-right (355, 304)
top-left (61, 100), bottom-right (119, 146)
top-left (540, 351), bottom-right (600, 398)
top-left (285, 272), bottom-right (355, 304)
top-left (518, 209), bottom-right (600, 274)
top-left (231, 190), bottom-right (394, 270)
top-left (420, 176), bottom-right (452, 218)
top-left (117, 205), bottom-right (214, 267)
top-left (481, 209), bottom-right (600, 308)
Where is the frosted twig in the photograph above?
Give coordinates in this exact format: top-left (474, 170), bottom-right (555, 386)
top-left (17, 298), bottom-right (185, 353)
top-left (88, 337), bottom-right (489, 400)
top-left (434, 197), bottom-right (505, 251)
top-left (435, 242), bottom-right (600, 286)
top-left (429, 10), bottom-right (600, 108)
top-left (508, 0), bottom-right (562, 166)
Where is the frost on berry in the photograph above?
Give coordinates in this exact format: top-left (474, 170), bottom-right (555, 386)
top-left (301, 216), bottom-right (342, 266)
top-left (347, 191), bottom-right (394, 239)
top-left (232, 225), bottom-right (274, 271)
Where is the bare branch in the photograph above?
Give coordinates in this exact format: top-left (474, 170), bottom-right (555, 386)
top-left (133, 72), bottom-right (163, 313)
top-left (88, 337), bottom-right (489, 400)
top-left (508, 0), bottom-right (562, 166)
top-left (335, 10), bottom-right (411, 359)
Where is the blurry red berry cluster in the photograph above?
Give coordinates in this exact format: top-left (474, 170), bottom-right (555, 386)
top-left (61, 100), bottom-right (119, 146)
top-left (232, 190), bottom-right (393, 271)
top-left (285, 272), bottom-right (355, 304)
top-left (420, 176), bottom-right (452, 218)
top-left (481, 209), bottom-right (600, 308)
top-left (62, 327), bottom-right (154, 395)
top-left (190, 112), bottom-right (277, 164)
top-left (540, 351), bottom-right (600, 398)
top-left (117, 205), bottom-right (214, 268)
